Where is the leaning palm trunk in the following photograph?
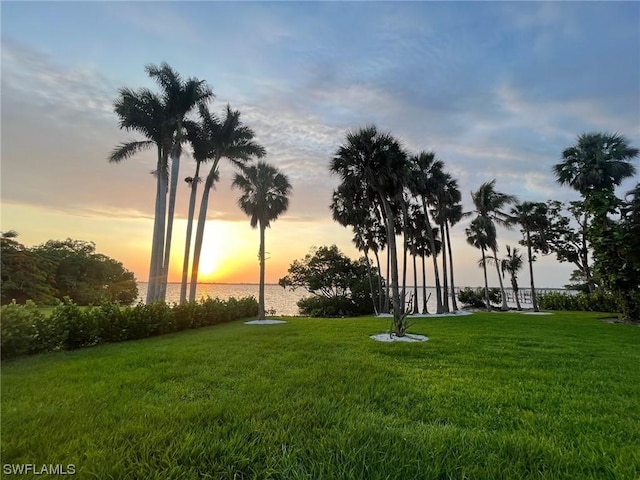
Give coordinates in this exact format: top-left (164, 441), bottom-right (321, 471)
top-left (160, 149), bottom-right (181, 301)
top-left (189, 159), bottom-right (220, 302)
top-left (381, 196), bottom-right (404, 336)
top-left (180, 161), bottom-right (201, 303)
top-left (373, 249), bottom-right (384, 314)
top-left (481, 248), bottom-right (491, 312)
top-left (492, 247), bottom-right (509, 310)
top-left (526, 230), bottom-right (539, 312)
top-left (445, 221), bottom-right (459, 311)
top-left (363, 249), bottom-right (378, 315)
top-left (384, 251), bottom-right (390, 314)
top-left (421, 199), bottom-right (444, 313)
top-left (440, 223), bottom-right (449, 312)
top-left (258, 221), bottom-right (266, 319)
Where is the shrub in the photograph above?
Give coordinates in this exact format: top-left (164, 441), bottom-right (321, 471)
top-left (297, 295), bottom-right (364, 317)
top-left (0, 296), bottom-right (259, 360)
top-left (1, 300), bottom-right (42, 359)
top-left (458, 288), bottom-right (501, 309)
top-left (538, 291), bottom-right (621, 313)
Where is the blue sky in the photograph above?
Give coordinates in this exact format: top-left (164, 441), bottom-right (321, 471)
top-left (1, 1), bottom-right (639, 287)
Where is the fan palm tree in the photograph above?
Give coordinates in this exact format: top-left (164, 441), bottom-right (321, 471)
top-left (467, 180), bottom-right (517, 310)
top-left (511, 201), bottom-right (549, 311)
top-left (407, 151), bottom-right (445, 313)
top-left (189, 105), bottom-right (266, 302)
top-left (233, 161), bottom-right (291, 320)
top-left (466, 217), bottom-right (496, 311)
top-left (330, 126), bottom-right (409, 336)
top-left (501, 246), bottom-right (524, 311)
top-left (147, 64), bottom-right (213, 302)
top-left (553, 132), bottom-right (638, 206)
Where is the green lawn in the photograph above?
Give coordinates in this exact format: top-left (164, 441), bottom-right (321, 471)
top-left (2, 312), bottom-right (639, 479)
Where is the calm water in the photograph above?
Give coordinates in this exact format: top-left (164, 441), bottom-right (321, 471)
top-left (138, 283), bottom-right (449, 316)
top-left (137, 283), bottom-right (561, 316)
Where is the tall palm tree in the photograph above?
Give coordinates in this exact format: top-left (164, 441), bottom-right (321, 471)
top-left (467, 180), bottom-right (517, 311)
top-left (179, 107), bottom-right (220, 303)
top-left (189, 105), bottom-right (266, 302)
top-left (511, 201), bottom-right (549, 311)
top-left (553, 132), bottom-right (638, 206)
top-left (111, 64), bottom-right (212, 303)
top-left (147, 64), bottom-right (213, 302)
top-left (233, 161), bottom-right (291, 320)
top-left (111, 87), bottom-right (173, 303)
top-left (501, 246), bottom-right (524, 311)
top-left (466, 217), bottom-right (496, 311)
top-left (331, 126), bottom-right (409, 335)
top-left (407, 151), bottom-right (445, 313)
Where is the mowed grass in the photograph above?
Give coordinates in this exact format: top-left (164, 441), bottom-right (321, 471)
top-left (2, 312), bottom-right (639, 479)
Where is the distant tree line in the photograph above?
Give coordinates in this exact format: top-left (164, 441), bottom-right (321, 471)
top-left (0, 234), bottom-right (138, 306)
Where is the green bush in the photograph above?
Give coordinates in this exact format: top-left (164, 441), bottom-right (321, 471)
top-left (458, 288), bottom-right (501, 309)
top-left (1, 300), bottom-right (42, 359)
top-left (538, 291), bottom-right (621, 313)
top-left (0, 296), bottom-right (258, 360)
top-left (297, 295), bottom-right (365, 317)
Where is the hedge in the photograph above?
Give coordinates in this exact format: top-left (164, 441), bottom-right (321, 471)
top-left (1, 296), bottom-right (258, 359)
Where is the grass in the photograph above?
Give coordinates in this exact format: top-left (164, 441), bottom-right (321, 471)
top-left (2, 311), bottom-right (639, 479)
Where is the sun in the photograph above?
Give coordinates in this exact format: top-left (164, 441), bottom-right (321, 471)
top-left (197, 247), bottom-right (221, 281)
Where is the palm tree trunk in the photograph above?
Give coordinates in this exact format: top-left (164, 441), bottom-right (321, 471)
top-left (412, 251), bottom-right (419, 314)
top-left (180, 162), bottom-right (201, 303)
top-left (373, 249), bottom-right (383, 315)
top-left (440, 223), bottom-right (449, 312)
top-left (511, 276), bottom-right (522, 311)
top-left (146, 165), bottom-right (163, 303)
top-left (421, 199), bottom-right (443, 313)
top-left (160, 149), bottom-right (181, 301)
top-left (258, 220), bottom-right (266, 319)
top-left (481, 248), bottom-right (491, 312)
top-left (400, 195), bottom-right (409, 315)
top-left (526, 230), bottom-right (539, 312)
top-left (363, 249), bottom-right (378, 315)
top-left (445, 221), bottom-right (458, 311)
top-left (381, 196), bottom-right (403, 335)
top-left (492, 247), bottom-right (509, 310)
top-left (148, 158), bottom-right (168, 303)
top-left (189, 160), bottom-right (219, 302)
top-left (384, 249), bottom-right (390, 314)
top-left (421, 254), bottom-right (428, 314)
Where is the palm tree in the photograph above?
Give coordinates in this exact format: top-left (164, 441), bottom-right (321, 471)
top-left (407, 152), bottom-right (445, 313)
top-left (147, 64), bottom-right (213, 302)
top-left (466, 217), bottom-right (496, 311)
top-left (501, 246), bottom-right (524, 311)
top-left (232, 161), bottom-right (292, 320)
top-left (179, 107), bottom-right (220, 303)
top-left (553, 132), bottom-right (638, 206)
top-left (110, 64), bottom-right (212, 303)
top-left (330, 126), bottom-right (409, 336)
top-left (467, 180), bottom-right (517, 311)
top-left (189, 105), bottom-right (266, 302)
top-left (511, 201), bottom-right (549, 311)
top-left (111, 86), bottom-right (172, 303)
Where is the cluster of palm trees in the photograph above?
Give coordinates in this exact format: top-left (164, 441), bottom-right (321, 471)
top-left (330, 126), bottom-right (464, 335)
top-left (110, 63), bottom-right (291, 311)
top-left (330, 126), bottom-right (556, 334)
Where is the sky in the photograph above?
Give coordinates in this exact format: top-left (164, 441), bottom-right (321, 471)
top-left (1, 1), bottom-right (639, 289)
